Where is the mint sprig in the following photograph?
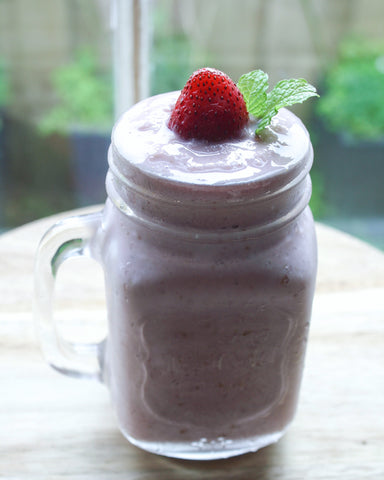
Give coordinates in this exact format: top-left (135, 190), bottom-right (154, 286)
top-left (237, 70), bottom-right (319, 134)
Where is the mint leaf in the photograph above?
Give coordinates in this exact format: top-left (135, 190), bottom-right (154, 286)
top-left (237, 70), bottom-right (318, 134)
top-left (237, 70), bottom-right (269, 118)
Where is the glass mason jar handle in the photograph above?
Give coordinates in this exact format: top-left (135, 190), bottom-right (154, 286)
top-left (34, 211), bottom-right (104, 381)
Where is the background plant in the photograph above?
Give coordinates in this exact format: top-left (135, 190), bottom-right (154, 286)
top-left (39, 49), bottom-right (113, 135)
top-left (316, 37), bottom-right (384, 140)
top-left (0, 60), bottom-right (10, 109)
top-left (0, 59), bottom-right (11, 126)
top-left (150, 4), bottom-right (209, 95)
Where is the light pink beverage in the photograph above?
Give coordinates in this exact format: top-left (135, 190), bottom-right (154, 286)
top-left (96, 92), bottom-right (317, 459)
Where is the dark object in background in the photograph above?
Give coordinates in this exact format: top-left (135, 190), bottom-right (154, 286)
top-left (70, 130), bottom-right (110, 206)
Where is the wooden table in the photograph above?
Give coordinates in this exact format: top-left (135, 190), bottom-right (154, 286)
top-left (1, 206), bottom-right (384, 479)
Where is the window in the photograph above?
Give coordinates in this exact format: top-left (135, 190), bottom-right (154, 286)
top-left (1, 0), bottom-right (383, 249)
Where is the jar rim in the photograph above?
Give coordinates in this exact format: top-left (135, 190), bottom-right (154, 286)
top-left (108, 141), bottom-right (313, 208)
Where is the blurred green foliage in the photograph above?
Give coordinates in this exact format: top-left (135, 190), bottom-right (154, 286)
top-left (317, 37), bottom-right (384, 140)
top-left (151, 33), bottom-right (194, 95)
top-left (150, 4), bottom-right (209, 95)
top-left (0, 59), bottom-right (10, 108)
top-left (39, 49), bottom-right (113, 135)
top-left (309, 169), bottom-right (327, 219)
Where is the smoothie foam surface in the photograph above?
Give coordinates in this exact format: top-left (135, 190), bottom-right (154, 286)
top-left (112, 92), bottom-right (311, 187)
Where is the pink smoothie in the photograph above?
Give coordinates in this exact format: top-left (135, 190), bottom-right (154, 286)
top-left (99, 92), bottom-right (317, 459)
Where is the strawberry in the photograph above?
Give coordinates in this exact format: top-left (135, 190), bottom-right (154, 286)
top-left (168, 67), bottom-right (249, 141)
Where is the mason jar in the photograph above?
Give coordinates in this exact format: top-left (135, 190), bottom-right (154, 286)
top-left (34, 93), bottom-right (317, 460)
